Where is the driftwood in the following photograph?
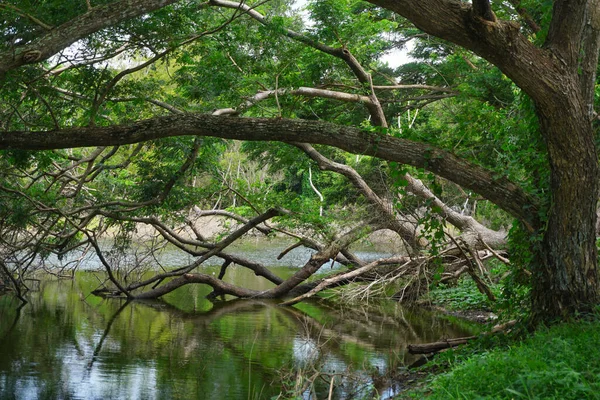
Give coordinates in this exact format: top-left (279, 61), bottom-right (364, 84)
top-left (407, 320), bottom-right (517, 354)
top-left (408, 336), bottom-right (477, 354)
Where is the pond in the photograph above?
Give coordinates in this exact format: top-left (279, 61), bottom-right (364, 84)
top-left (0, 241), bottom-right (476, 399)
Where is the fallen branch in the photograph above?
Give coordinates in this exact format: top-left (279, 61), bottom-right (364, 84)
top-left (408, 336), bottom-right (477, 354)
top-left (448, 234), bottom-right (496, 302)
top-left (408, 320), bottom-right (517, 354)
top-left (280, 256), bottom-right (411, 306)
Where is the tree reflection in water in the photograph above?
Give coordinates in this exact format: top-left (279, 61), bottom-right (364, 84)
top-left (0, 271), bottom-right (475, 399)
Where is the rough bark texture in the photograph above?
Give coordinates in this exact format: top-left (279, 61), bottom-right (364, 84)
top-left (366, 0), bottom-right (600, 322)
top-left (0, 115), bottom-right (537, 228)
top-left (534, 95), bottom-right (600, 319)
top-left (0, 0), bottom-right (181, 75)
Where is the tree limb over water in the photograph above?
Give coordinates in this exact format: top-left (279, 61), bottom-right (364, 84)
top-left (0, 115), bottom-right (537, 229)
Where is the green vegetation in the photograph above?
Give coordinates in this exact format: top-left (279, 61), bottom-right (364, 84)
top-left (1, 0), bottom-right (600, 398)
top-left (429, 278), bottom-right (496, 312)
top-left (408, 320), bottom-right (600, 399)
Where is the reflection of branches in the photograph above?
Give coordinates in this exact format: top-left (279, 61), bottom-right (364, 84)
top-left (0, 299), bottom-right (26, 342)
top-left (87, 300), bottom-right (131, 370)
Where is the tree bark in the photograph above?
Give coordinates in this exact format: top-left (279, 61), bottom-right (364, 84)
top-left (0, 0), bottom-right (181, 76)
top-left (367, 0), bottom-right (600, 323)
top-left (0, 115), bottom-right (538, 228)
top-left (533, 98), bottom-right (600, 320)
top-left (408, 336), bottom-right (477, 354)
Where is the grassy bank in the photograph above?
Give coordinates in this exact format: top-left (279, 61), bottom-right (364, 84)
top-left (406, 319), bottom-right (600, 399)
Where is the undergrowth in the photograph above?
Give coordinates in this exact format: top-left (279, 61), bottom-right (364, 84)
top-left (427, 260), bottom-right (531, 322)
top-left (428, 277), bottom-right (496, 311)
top-left (404, 319), bottom-right (600, 399)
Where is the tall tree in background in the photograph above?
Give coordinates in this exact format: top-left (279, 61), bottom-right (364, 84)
top-left (0, 0), bottom-right (598, 322)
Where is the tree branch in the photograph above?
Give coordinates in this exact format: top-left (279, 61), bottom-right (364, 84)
top-left (209, 0), bottom-right (388, 126)
top-left (0, 4), bottom-right (53, 31)
top-left (0, 0), bottom-right (181, 75)
top-left (0, 114), bottom-right (538, 228)
top-left (125, 207), bottom-right (285, 293)
top-left (294, 142), bottom-right (423, 252)
top-left (281, 257), bottom-right (411, 306)
top-left (366, 0), bottom-right (560, 106)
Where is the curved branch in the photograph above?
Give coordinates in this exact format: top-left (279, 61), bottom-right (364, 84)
top-left (403, 174), bottom-right (506, 248)
top-left (133, 222), bottom-right (374, 300)
top-left (0, 4), bottom-right (53, 31)
top-left (96, 211), bottom-right (284, 285)
top-left (0, 114), bottom-right (538, 227)
top-left (124, 207), bottom-right (285, 292)
top-left (294, 142), bottom-right (423, 252)
top-left (263, 222), bottom-right (376, 298)
top-left (281, 256), bottom-right (412, 306)
top-left (366, 0), bottom-right (560, 105)
top-left (210, 0), bottom-right (388, 126)
top-left (0, 0), bottom-right (181, 75)
top-left (134, 273), bottom-right (262, 299)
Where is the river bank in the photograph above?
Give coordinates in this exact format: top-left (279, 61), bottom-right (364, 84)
top-left (396, 318), bottom-right (600, 399)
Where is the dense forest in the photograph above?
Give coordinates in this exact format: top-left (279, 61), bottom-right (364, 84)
top-left (0, 0), bottom-right (600, 396)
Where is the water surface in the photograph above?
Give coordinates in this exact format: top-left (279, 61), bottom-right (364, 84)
top-left (1, 241), bottom-right (475, 399)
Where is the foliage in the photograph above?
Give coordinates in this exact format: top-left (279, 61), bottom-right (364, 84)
top-left (411, 320), bottom-right (600, 399)
top-left (1, 0), bottom-right (595, 325)
top-left (428, 277), bottom-right (496, 312)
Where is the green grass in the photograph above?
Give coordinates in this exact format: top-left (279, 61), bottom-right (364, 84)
top-left (411, 320), bottom-right (600, 399)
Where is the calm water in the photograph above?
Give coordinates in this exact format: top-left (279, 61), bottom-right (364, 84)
top-left (0, 243), bottom-right (475, 399)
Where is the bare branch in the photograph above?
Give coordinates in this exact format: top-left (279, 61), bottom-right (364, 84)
top-left (294, 143), bottom-right (423, 252)
top-left (125, 207), bottom-right (286, 294)
top-left (135, 273), bottom-right (262, 299)
top-left (85, 232), bottom-right (133, 298)
top-left (281, 257), bottom-right (411, 306)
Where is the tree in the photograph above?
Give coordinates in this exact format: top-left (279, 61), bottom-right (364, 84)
top-left (0, 0), bottom-right (598, 322)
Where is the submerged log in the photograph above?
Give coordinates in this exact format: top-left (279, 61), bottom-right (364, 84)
top-left (408, 336), bottom-right (477, 354)
top-left (408, 320), bottom-right (517, 354)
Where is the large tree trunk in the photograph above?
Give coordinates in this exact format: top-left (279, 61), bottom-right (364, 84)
top-left (368, 0), bottom-right (600, 324)
top-left (532, 93), bottom-right (600, 321)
